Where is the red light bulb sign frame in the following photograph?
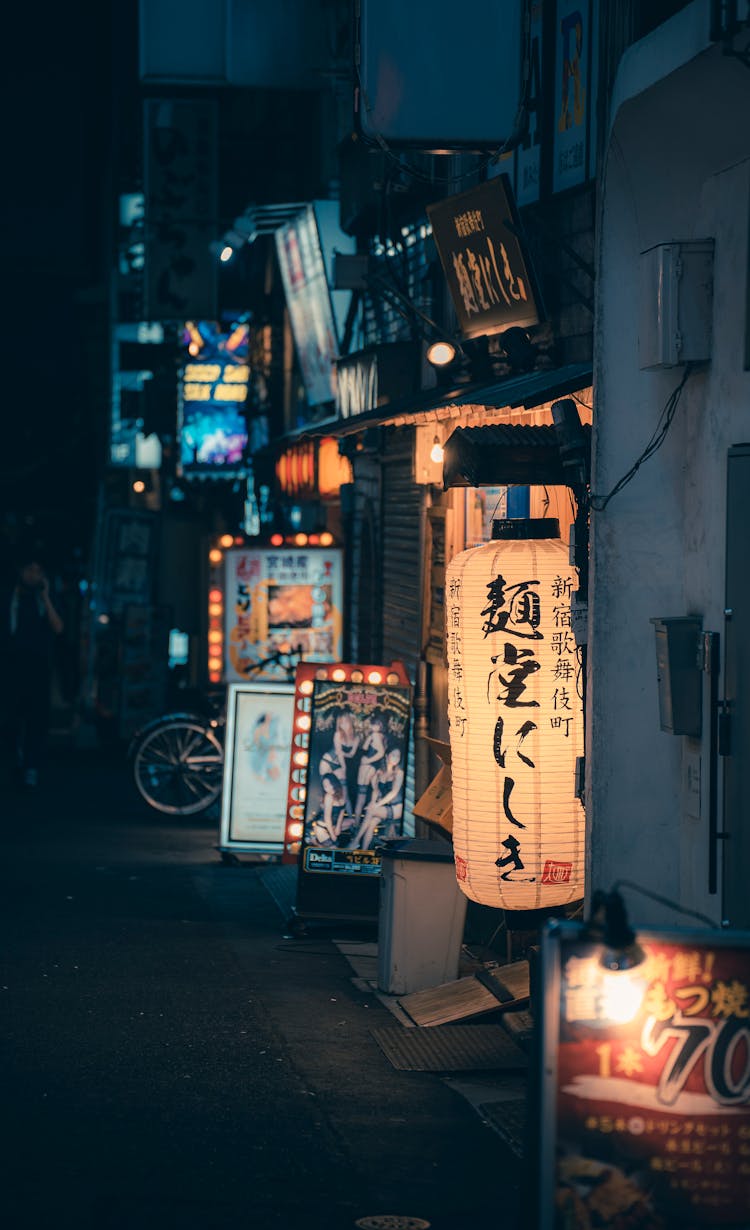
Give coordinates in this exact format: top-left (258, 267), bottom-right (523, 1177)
top-left (205, 533), bottom-right (340, 685)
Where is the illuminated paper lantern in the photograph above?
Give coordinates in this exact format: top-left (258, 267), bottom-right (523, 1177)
top-left (446, 518), bottom-right (584, 909)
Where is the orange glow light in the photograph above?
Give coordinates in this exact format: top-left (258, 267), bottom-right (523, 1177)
top-left (208, 631), bottom-right (222, 644)
top-left (209, 671), bottom-right (222, 683)
top-left (308, 534), bottom-right (320, 546)
top-left (319, 531), bottom-right (334, 547)
top-left (219, 534), bottom-right (234, 549)
top-left (332, 668), bottom-right (347, 682)
top-left (209, 549), bottom-right (223, 564)
top-left (298, 680), bottom-right (314, 696)
top-left (296, 715), bottom-right (312, 732)
top-left (208, 603), bottom-right (222, 616)
top-left (366, 671), bottom-right (383, 685)
top-left (350, 670), bottom-right (364, 683)
top-left (292, 751), bottom-right (309, 767)
top-left (208, 658), bottom-right (222, 671)
top-left (288, 821), bottom-right (304, 839)
top-left (209, 588), bottom-right (223, 602)
top-left (294, 533), bottom-right (308, 547)
top-left (270, 533), bottom-right (284, 547)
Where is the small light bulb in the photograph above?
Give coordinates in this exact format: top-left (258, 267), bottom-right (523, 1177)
top-left (220, 245), bottom-right (234, 263)
top-left (132, 480), bottom-right (146, 494)
top-left (426, 340), bottom-right (457, 367)
top-left (430, 437), bottom-right (444, 464)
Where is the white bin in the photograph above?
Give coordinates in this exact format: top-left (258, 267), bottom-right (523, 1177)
top-left (377, 838), bottom-right (468, 995)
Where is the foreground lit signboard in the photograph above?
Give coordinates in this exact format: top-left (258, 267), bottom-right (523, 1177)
top-left (282, 662), bottom-right (412, 924)
top-left (538, 921), bottom-right (750, 1228)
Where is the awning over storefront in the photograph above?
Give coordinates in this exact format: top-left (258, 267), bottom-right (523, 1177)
top-left (441, 421), bottom-right (591, 488)
top-left (280, 360), bottom-right (592, 442)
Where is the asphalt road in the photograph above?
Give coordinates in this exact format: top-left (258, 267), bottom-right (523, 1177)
top-left (1, 748), bottom-right (523, 1230)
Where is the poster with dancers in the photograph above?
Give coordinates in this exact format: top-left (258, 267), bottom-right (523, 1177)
top-left (302, 678), bottom-right (411, 874)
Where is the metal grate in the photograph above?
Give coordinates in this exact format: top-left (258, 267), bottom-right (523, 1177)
top-left (355, 1218), bottom-right (431, 1230)
top-left (360, 224), bottom-right (435, 348)
top-left (370, 1023), bottom-right (528, 1072)
top-left (257, 863), bottom-right (298, 919)
top-left (477, 1097), bottom-right (527, 1157)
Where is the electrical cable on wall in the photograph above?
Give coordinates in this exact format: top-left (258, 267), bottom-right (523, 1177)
top-left (589, 364), bottom-right (695, 513)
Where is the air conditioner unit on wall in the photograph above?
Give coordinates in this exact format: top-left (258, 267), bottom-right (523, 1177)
top-left (639, 240), bottom-right (714, 369)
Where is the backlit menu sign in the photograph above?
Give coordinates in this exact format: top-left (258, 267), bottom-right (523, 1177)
top-left (539, 922), bottom-right (750, 1228)
top-left (427, 175), bottom-right (542, 340)
top-left (223, 547), bottom-right (343, 682)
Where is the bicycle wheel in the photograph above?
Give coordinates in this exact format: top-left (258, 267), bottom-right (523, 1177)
top-left (133, 718), bottom-right (224, 816)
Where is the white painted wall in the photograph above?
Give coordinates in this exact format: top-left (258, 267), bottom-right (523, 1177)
top-left (589, 13), bottom-right (750, 926)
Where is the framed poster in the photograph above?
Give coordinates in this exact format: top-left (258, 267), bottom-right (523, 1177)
top-left (538, 920), bottom-right (750, 1229)
top-left (222, 546), bottom-right (344, 681)
top-left (282, 662), bottom-right (412, 923)
top-left (219, 681), bottom-right (295, 854)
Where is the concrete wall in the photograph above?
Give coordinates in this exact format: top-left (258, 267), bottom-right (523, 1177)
top-left (589, 12), bottom-right (750, 924)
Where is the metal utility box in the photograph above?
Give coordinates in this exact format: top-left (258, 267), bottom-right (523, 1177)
top-left (650, 616), bottom-right (703, 737)
top-left (639, 241), bottom-right (713, 369)
top-left (377, 839), bottom-right (467, 995)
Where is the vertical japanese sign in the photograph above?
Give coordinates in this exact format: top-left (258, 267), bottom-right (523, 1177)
top-left (144, 99), bottom-right (217, 321)
top-left (541, 923), bottom-right (750, 1228)
top-left (553, 0), bottom-right (594, 194)
top-left (275, 206), bottom-right (340, 407)
top-left (223, 547), bottom-right (343, 681)
top-left (514, 0), bottom-right (544, 206)
top-left (445, 529), bottom-right (584, 910)
top-left (100, 509), bottom-right (158, 613)
top-left (427, 176), bottom-right (542, 340)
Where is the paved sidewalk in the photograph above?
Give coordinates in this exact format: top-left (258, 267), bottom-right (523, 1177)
top-left (1, 749), bottom-right (528, 1230)
top-left (255, 862), bottom-right (532, 1158)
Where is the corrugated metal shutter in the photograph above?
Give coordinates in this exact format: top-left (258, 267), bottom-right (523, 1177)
top-left (381, 427), bottom-right (424, 824)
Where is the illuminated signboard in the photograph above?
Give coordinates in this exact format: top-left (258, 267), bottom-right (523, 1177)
top-left (282, 661), bottom-right (412, 924)
top-left (427, 175), bottom-right (542, 340)
top-left (539, 922), bottom-right (750, 1228)
top-left (179, 320), bottom-right (249, 475)
top-left (210, 544), bottom-right (344, 683)
top-left (218, 681), bottom-right (296, 855)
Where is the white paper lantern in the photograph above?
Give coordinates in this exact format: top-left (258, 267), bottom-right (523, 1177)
top-left (446, 518), bottom-right (584, 909)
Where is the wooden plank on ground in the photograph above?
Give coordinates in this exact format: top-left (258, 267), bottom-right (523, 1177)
top-left (397, 975), bottom-right (501, 1027)
top-left (477, 959), bottom-right (530, 1007)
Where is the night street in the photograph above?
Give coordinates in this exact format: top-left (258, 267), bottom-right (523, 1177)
top-left (1, 748), bottom-right (521, 1230)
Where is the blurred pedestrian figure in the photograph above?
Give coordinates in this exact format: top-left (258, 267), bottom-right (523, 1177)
top-left (3, 557), bottom-right (63, 787)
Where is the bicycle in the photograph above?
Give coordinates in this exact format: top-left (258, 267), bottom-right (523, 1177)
top-left (129, 646), bottom-right (302, 818)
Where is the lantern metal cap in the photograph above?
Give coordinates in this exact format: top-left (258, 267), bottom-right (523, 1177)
top-left (491, 517), bottom-right (560, 540)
